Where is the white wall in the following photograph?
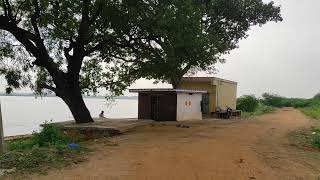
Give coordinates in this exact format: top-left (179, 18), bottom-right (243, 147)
top-left (176, 93), bottom-right (202, 121)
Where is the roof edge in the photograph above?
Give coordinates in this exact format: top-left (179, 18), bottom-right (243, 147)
top-left (181, 77), bottom-right (237, 84)
top-left (129, 88), bottom-right (207, 94)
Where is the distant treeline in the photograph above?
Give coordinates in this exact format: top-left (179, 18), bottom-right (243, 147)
top-left (261, 93), bottom-right (320, 108)
top-left (237, 93), bottom-right (320, 119)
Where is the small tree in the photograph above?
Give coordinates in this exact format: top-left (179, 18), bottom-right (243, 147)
top-left (122, 0), bottom-right (282, 88)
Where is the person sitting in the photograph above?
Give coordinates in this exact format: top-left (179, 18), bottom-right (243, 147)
top-left (99, 111), bottom-right (105, 118)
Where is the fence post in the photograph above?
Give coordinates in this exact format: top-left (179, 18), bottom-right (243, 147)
top-left (0, 102), bottom-right (5, 154)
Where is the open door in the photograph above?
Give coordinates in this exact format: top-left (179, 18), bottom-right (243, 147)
top-left (201, 93), bottom-right (210, 115)
top-left (151, 95), bottom-right (160, 120)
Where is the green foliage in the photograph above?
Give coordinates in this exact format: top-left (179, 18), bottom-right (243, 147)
top-left (0, 147), bottom-right (85, 172)
top-left (7, 122), bottom-right (74, 151)
top-left (291, 128), bottom-right (320, 150)
top-left (237, 95), bottom-right (259, 112)
top-left (0, 0), bottom-right (282, 121)
top-left (0, 122), bottom-right (85, 173)
top-left (261, 92), bottom-right (320, 120)
top-left (124, 0), bottom-right (283, 87)
top-left (241, 103), bottom-right (274, 117)
top-left (261, 93), bottom-right (311, 108)
top-left (300, 107), bottom-right (320, 120)
top-left (33, 123), bottom-right (72, 147)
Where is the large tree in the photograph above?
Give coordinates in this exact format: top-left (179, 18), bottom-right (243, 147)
top-left (120, 0), bottom-right (283, 88)
top-left (0, 0), bottom-right (141, 123)
top-left (0, 0), bottom-right (283, 123)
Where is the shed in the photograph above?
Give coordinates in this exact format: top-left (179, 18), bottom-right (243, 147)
top-left (181, 77), bottom-right (237, 116)
top-left (129, 89), bottom-right (207, 121)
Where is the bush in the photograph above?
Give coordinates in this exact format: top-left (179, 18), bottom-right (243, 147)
top-left (237, 95), bottom-right (259, 112)
top-left (241, 103), bottom-right (274, 117)
top-left (261, 93), bottom-right (311, 108)
top-left (33, 122), bottom-right (72, 148)
top-left (7, 122), bottom-right (73, 151)
top-left (300, 107), bottom-right (320, 120)
top-left (261, 93), bottom-right (287, 107)
top-left (1, 121), bottom-right (85, 173)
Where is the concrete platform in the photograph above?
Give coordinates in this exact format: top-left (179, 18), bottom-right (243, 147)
top-left (54, 118), bottom-right (154, 139)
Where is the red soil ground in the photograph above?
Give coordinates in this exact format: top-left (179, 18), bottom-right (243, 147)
top-left (16, 108), bottom-right (320, 179)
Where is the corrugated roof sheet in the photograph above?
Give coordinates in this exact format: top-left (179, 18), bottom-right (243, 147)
top-left (129, 88), bottom-right (207, 94)
top-left (181, 77), bottom-right (237, 84)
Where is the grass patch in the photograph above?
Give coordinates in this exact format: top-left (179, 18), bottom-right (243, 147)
top-left (300, 107), bottom-right (320, 120)
top-left (290, 128), bottom-right (320, 150)
top-left (241, 103), bottom-right (275, 117)
top-left (0, 122), bottom-right (87, 175)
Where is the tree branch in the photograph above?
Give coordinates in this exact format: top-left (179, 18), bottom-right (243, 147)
top-left (13, 0), bottom-right (27, 22)
top-left (31, 0), bottom-right (41, 37)
top-left (89, 0), bottom-right (103, 25)
top-left (42, 84), bottom-right (56, 92)
top-left (4, 0), bottom-right (13, 19)
top-left (85, 38), bottom-right (111, 55)
top-left (76, 0), bottom-right (90, 52)
top-left (68, 0), bottom-right (91, 78)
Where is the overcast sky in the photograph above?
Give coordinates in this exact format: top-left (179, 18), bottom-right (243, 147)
top-left (131, 0), bottom-right (320, 98)
top-left (1, 0), bottom-right (319, 99)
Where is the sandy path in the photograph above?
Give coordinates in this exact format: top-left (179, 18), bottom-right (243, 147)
top-left (25, 108), bottom-right (320, 180)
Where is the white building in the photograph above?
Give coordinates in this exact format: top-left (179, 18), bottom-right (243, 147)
top-left (129, 89), bottom-right (207, 121)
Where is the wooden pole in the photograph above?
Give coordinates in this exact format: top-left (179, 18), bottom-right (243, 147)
top-left (0, 102), bottom-right (5, 154)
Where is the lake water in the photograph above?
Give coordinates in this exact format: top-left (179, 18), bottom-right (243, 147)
top-left (0, 96), bottom-right (138, 137)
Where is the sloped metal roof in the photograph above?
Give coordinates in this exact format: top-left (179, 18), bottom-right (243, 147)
top-left (129, 88), bottom-right (207, 94)
top-left (181, 77), bottom-right (237, 84)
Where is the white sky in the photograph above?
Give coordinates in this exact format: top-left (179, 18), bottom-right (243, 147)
top-left (130, 0), bottom-right (320, 98)
top-left (1, 0), bottom-right (319, 99)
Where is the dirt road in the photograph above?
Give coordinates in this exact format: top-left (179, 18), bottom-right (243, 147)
top-left (29, 108), bottom-right (320, 180)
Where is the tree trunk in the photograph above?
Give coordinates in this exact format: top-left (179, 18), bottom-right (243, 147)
top-left (171, 76), bottom-right (182, 89)
top-left (172, 82), bottom-right (181, 89)
top-left (60, 86), bottom-right (94, 123)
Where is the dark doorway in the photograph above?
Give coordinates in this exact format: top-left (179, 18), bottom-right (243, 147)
top-left (201, 93), bottom-right (210, 115)
top-left (151, 95), bottom-right (160, 120)
top-left (150, 93), bottom-right (177, 121)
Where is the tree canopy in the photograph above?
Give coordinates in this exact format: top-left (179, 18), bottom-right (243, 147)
top-left (0, 0), bottom-right (282, 123)
top-left (0, 0), bottom-right (144, 122)
top-left (118, 0), bottom-right (283, 88)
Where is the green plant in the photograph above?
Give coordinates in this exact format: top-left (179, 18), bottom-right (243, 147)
top-left (32, 122), bottom-right (72, 148)
top-left (7, 121), bottom-right (74, 151)
top-left (1, 121), bottom-right (86, 174)
top-left (312, 138), bottom-right (320, 148)
top-left (300, 107), bottom-right (320, 120)
top-left (261, 93), bottom-right (312, 108)
top-left (241, 103), bottom-right (274, 117)
top-left (237, 95), bottom-right (259, 112)
top-left (0, 147), bottom-right (85, 172)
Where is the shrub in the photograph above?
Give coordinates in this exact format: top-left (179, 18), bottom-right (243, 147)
top-left (261, 93), bottom-right (311, 108)
top-left (300, 107), bottom-right (320, 120)
top-left (33, 122), bottom-right (71, 148)
top-left (1, 121), bottom-right (85, 173)
top-left (7, 121), bottom-right (73, 151)
top-left (261, 93), bottom-right (287, 107)
top-left (237, 95), bottom-right (259, 112)
top-left (258, 104), bottom-right (275, 114)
